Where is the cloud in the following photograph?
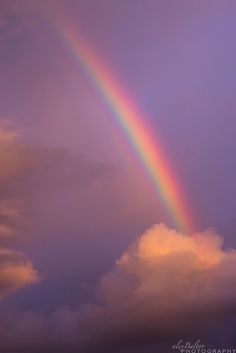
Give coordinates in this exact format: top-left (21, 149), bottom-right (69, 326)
top-left (0, 120), bottom-right (113, 217)
top-left (0, 248), bottom-right (38, 300)
top-left (0, 224), bottom-right (236, 352)
top-left (0, 119), bottom-right (113, 304)
top-left (76, 224), bottom-right (236, 350)
top-left (0, 121), bottom-right (235, 352)
top-left (0, 122), bottom-right (39, 299)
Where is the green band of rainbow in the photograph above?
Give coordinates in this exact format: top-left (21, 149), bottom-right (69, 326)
top-left (56, 19), bottom-right (193, 233)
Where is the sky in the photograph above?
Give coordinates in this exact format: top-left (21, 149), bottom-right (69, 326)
top-left (0, 1), bottom-right (236, 352)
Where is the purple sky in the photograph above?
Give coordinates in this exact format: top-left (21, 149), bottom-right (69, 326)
top-left (0, 1), bottom-right (236, 352)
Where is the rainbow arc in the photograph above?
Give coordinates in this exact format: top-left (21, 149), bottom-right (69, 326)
top-left (57, 19), bottom-right (193, 233)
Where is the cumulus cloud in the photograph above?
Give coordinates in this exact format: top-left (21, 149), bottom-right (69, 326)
top-left (0, 224), bottom-right (236, 352)
top-left (74, 224), bottom-right (236, 351)
top-left (0, 122), bottom-right (235, 352)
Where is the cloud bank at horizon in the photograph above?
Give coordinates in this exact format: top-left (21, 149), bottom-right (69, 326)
top-left (0, 224), bottom-right (235, 352)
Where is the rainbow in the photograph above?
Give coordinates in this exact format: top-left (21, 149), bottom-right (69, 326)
top-left (56, 20), bottom-right (193, 233)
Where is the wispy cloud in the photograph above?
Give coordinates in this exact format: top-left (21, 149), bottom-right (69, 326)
top-left (0, 119), bottom-right (114, 303)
